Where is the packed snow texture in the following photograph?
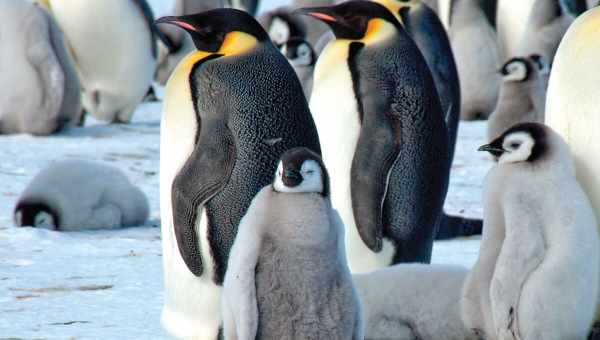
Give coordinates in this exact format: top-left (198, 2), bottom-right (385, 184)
top-left (0, 1), bottom-right (493, 338)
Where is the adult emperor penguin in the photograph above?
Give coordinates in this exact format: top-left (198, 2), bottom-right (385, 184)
top-left (0, 0), bottom-right (81, 135)
top-left (222, 148), bottom-right (363, 340)
top-left (300, 1), bottom-right (450, 272)
top-left (355, 264), bottom-right (477, 340)
top-left (495, 0), bottom-right (537, 60)
top-left (449, 0), bottom-right (501, 120)
top-left (15, 160), bottom-right (149, 231)
top-left (156, 9), bottom-right (321, 339)
top-left (463, 123), bottom-right (599, 340)
top-left (546, 6), bottom-right (600, 325)
top-left (487, 55), bottom-right (549, 141)
top-left (47, 0), bottom-right (158, 123)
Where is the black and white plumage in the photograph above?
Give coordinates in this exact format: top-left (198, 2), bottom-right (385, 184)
top-left (302, 1), bottom-right (450, 272)
top-left (157, 9), bottom-right (320, 339)
top-left (222, 148), bottom-right (362, 340)
top-left (487, 55), bottom-right (549, 141)
top-left (0, 0), bottom-right (81, 135)
top-left (462, 123), bottom-right (599, 340)
top-left (15, 160), bottom-right (149, 231)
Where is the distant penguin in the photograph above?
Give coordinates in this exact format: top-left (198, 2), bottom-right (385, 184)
top-left (0, 0), bottom-right (81, 135)
top-left (155, 0), bottom-right (225, 85)
top-left (15, 160), bottom-right (149, 231)
top-left (449, 0), bottom-right (501, 120)
top-left (545, 5), bottom-right (600, 323)
top-left (226, 0), bottom-right (260, 16)
top-left (516, 0), bottom-right (576, 62)
top-left (222, 148), bottom-right (363, 340)
top-left (301, 1), bottom-right (450, 273)
top-left (463, 123), bottom-right (599, 340)
top-left (47, 0), bottom-right (158, 123)
top-left (496, 0), bottom-right (537, 60)
top-left (487, 55), bottom-right (549, 141)
top-left (156, 9), bottom-right (320, 339)
top-left (355, 264), bottom-right (477, 340)
top-left (281, 37), bottom-right (317, 98)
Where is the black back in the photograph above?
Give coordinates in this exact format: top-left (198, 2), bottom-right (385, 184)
top-left (349, 25), bottom-right (450, 263)
top-left (400, 2), bottom-right (461, 162)
top-left (131, 0), bottom-right (159, 57)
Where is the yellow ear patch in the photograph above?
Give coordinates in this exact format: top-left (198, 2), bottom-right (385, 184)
top-left (362, 18), bottom-right (397, 44)
top-left (218, 31), bottom-right (258, 56)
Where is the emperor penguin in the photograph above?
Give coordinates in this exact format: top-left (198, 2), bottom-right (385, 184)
top-left (222, 148), bottom-right (363, 340)
top-left (300, 1), bottom-right (450, 273)
top-left (487, 55), bottom-right (549, 141)
top-left (15, 160), bottom-right (149, 231)
top-left (463, 123), bottom-right (599, 340)
top-left (354, 264), bottom-right (477, 340)
top-left (155, 0), bottom-right (225, 85)
top-left (515, 0), bottom-right (576, 62)
top-left (449, 0), bottom-right (501, 120)
top-left (47, 0), bottom-right (158, 123)
top-left (495, 0), bottom-right (537, 60)
top-left (545, 5), bottom-right (600, 324)
top-left (156, 9), bottom-right (320, 339)
top-left (0, 0), bottom-right (81, 135)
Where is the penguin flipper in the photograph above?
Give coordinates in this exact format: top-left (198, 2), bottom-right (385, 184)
top-left (489, 207), bottom-right (545, 338)
top-left (351, 106), bottom-right (402, 252)
top-left (172, 121), bottom-right (236, 277)
top-left (435, 213), bottom-right (483, 240)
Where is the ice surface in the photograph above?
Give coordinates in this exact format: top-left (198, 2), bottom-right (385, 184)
top-left (0, 101), bottom-right (491, 338)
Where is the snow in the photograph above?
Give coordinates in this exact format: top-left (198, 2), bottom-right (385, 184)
top-left (0, 101), bottom-right (492, 338)
top-left (0, 1), bottom-right (494, 338)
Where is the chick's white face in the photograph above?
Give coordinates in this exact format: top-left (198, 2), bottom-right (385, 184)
top-left (289, 42), bottom-right (313, 67)
top-left (503, 60), bottom-right (528, 82)
top-left (269, 17), bottom-right (290, 45)
top-left (273, 159), bottom-right (324, 194)
top-left (498, 132), bottom-right (535, 164)
top-left (34, 212), bottom-right (56, 230)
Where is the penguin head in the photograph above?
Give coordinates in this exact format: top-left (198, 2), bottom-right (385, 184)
top-left (500, 55), bottom-right (549, 83)
top-left (479, 123), bottom-right (550, 164)
top-left (281, 38), bottom-right (316, 67)
top-left (155, 9), bottom-right (269, 53)
top-left (273, 148), bottom-right (329, 196)
top-left (297, 1), bottom-right (401, 40)
top-left (14, 202), bottom-right (58, 230)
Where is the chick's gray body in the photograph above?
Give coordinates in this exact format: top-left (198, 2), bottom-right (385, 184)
top-left (251, 189), bottom-right (360, 339)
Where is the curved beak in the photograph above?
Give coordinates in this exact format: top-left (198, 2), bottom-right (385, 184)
top-left (155, 16), bottom-right (198, 33)
top-left (478, 144), bottom-right (506, 156)
top-left (294, 7), bottom-right (338, 23)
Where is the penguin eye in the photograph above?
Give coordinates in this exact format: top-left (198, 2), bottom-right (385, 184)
top-left (305, 170), bottom-right (315, 175)
top-left (510, 142), bottom-right (521, 149)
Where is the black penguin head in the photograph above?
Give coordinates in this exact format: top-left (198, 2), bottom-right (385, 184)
top-left (500, 54), bottom-right (549, 83)
top-left (155, 9), bottom-right (270, 53)
top-left (273, 148), bottom-right (329, 196)
top-left (296, 1), bottom-right (401, 40)
top-left (14, 202), bottom-right (59, 230)
top-left (282, 38), bottom-right (316, 67)
top-left (479, 123), bottom-right (549, 164)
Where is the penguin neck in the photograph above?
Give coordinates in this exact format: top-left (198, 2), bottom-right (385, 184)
top-left (373, 0), bottom-right (414, 24)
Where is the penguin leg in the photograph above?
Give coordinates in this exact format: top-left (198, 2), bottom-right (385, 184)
top-left (490, 211), bottom-right (545, 340)
top-left (171, 120), bottom-right (236, 277)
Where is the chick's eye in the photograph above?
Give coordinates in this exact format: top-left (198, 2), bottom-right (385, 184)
top-left (510, 142), bottom-right (520, 149)
top-left (305, 170), bottom-right (315, 175)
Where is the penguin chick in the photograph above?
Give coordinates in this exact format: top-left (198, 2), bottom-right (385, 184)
top-left (487, 55), bottom-right (549, 141)
top-left (462, 123), bottom-right (599, 340)
top-left (449, 0), bottom-right (501, 120)
top-left (281, 37), bottom-right (317, 98)
top-left (15, 160), bottom-right (149, 231)
top-left (516, 0), bottom-right (576, 62)
top-left (222, 148), bottom-right (363, 340)
top-left (354, 264), bottom-right (478, 340)
top-left (0, 0), bottom-right (81, 135)
top-left (48, 0), bottom-right (158, 123)
top-left (258, 7), bottom-right (308, 47)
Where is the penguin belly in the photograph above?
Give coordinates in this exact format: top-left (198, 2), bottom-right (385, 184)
top-left (310, 42), bottom-right (394, 274)
top-left (48, 0), bottom-right (156, 123)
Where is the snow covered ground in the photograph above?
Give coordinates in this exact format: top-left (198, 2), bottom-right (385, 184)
top-left (0, 102), bottom-right (492, 339)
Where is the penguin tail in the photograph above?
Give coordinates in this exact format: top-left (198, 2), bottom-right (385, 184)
top-left (435, 213), bottom-right (482, 240)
